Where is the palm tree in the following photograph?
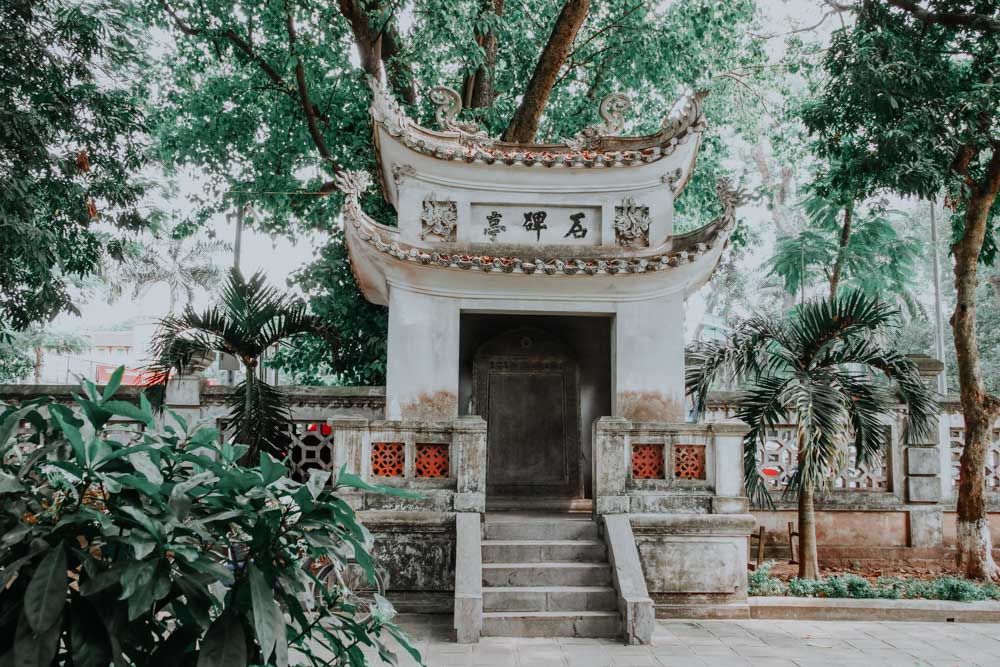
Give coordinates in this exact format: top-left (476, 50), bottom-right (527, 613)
top-left (686, 290), bottom-right (938, 579)
top-left (147, 269), bottom-right (338, 462)
top-left (111, 226), bottom-right (227, 313)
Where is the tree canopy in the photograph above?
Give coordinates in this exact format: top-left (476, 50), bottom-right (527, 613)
top-left (0, 0), bottom-right (150, 331)
top-left (142, 0), bottom-right (768, 383)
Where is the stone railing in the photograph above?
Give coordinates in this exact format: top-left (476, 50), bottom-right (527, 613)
top-left (592, 417), bottom-right (748, 515)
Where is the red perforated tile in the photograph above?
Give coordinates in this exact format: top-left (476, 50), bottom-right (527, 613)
top-left (371, 442), bottom-right (404, 477)
top-left (632, 443), bottom-right (665, 479)
top-left (674, 444), bottom-right (706, 480)
top-left (415, 443), bottom-right (449, 478)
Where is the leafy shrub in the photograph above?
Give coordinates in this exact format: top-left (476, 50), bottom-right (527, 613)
top-left (0, 369), bottom-right (420, 666)
top-left (753, 570), bottom-right (999, 603)
top-left (878, 576), bottom-right (1000, 602)
top-left (747, 562), bottom-right (785, 596)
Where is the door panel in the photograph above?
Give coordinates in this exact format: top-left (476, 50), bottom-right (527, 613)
top-left (473, 328), bottom-right (580, 498)
top-left (487, 371), bottom-right (566, 487)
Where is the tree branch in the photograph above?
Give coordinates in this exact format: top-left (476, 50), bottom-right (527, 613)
top-left (502, 0), bottom-right (591, 143)
top-left (886, 0), bottom-right (1000, 33)
top-left (285, 5), bottom-right (340, 173)
top-left (337, 0), bottom-right (381, 78)
top-left (380, 20), bottom-right (417, 105)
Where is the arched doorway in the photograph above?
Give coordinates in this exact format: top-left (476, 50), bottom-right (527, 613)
top-left (472, 327), bottom-right (581, 498)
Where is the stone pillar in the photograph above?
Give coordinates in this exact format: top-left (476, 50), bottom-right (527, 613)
top-left (903, 354), bottom-right (946, 547)
top-left (453, 416), bottom-right (487, 513)
top-left (385, 287), bottom-right (460, 421)
top-left (593, 417), bottom-right (630, 515)
top-left (710, 424), bottom-right (749, 514)
top-left (330, 417), bottom-right (368, 510)
top-left (613, 292), bottom-right (685, 421)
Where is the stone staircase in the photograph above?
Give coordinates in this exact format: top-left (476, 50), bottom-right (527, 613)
top-left (480, 512), bottom-right (621, 638)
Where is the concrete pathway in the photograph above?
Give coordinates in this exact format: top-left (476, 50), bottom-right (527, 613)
top-left (360, 614), bottom-right (1000, 666)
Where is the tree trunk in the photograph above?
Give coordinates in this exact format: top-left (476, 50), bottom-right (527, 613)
top-left (462, 0), bottom-right (504, 109)
top-left (241, 359), bottom-right (258, 464)
top-left (828, 201), bottom-right (854, 300)
top-left (381, 21), bottom-right (417, 105)
top-left (501, 0), bottom-right (590, 143)
top-left (33, 345), bottom-right (43, 384)
top-left (338, 0), bottom-right (381, 78)
top-left (797, 484), bottom-right (820, 579)
top-left (952, 183), bottom-right (1000, 580)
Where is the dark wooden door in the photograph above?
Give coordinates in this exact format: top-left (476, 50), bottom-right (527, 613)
top-left (473, 328), bottom-right (580, 497)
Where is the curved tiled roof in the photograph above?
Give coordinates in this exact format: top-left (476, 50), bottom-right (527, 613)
top-left (335, 171), bottom-right (743, 278)
top-left (369, 78), bottom-right (708, 170)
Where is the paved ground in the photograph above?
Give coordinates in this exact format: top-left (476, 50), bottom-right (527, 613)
top-left (360, 614), bottom-right (1000, 666)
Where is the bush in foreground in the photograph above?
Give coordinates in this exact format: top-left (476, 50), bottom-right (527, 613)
top-left (0, 369), bottom-right (419, 666)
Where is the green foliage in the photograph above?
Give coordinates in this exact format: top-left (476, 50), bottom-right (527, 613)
top-left (148, 269), bottom-right (338, 461)
top-left (759, 574), bottom-right (1000, 603)
top-left (687, 290), bottom-right (938, 508)
top-left (0, 0), bottom-right (151, 331)
top-left (747, 562), bottom-right (785, 597)
top-left (141, 0), bottom-right (769, 382)
top-left (802, 1), bottom-right (1000, 262)
top-left (770, 198), bottom-right (924, 311)
top-left (107, 223), bottom-right (228, 313)
top-left (0, 370), bottom-right (421, 665)
top-left (269, 235), bottom-right (388, 386)
top-left (0, 341), bottom-right (33, 383)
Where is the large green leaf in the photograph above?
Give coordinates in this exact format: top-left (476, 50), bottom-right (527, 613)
top-left (102, 366), bottom-right (126, 402)
top-left (248, 563), bottom-right (288, 667)
top-left (13, 609), bottom-right (61, 667)
top-left (336, 468), bottom-right (423, 499)
top-left (102, 400), bottom-right (155, 428)
top-left (0, 406), bottom-right (31, 458)
top-left (24, 545), bottom-right (66, 632)
top-left (196, 612), bottom-right (247, 667)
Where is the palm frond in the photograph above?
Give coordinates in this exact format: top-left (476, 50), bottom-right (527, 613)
top-left (227, 378), bottom-right (292, 459)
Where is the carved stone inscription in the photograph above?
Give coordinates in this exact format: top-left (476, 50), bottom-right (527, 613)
top-left (471, 204), bottom-right (600, 245)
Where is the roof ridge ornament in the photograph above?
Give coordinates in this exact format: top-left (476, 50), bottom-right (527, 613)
top-left (660, 88), bottom-right (708, 141)
top-left (428, 85), bottom-right (495, 148)
top-left (566, 92), bottom-right (632, 151)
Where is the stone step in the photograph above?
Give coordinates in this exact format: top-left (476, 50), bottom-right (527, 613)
top-left (482, 562), bottom-right (612, 587)
top-left (481, 539), bottom-right (606, 563)
top-left (483, 515), bottom-right (599, 541)
top-left (483, 585), bottom-right (617, 612)
top-left (486, 497), bottom-right (593, 512)
top-left (481, 611), bottom-right (621, 638)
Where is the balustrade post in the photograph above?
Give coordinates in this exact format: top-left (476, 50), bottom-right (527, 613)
top-left (709, 423), bottom-right (749, 514)
top-left (453, 416), bottom-right (487, 513)
top-left (593, 417), bottom-right (630, 515)
top-left (330, 417), bottom-right (369, 510)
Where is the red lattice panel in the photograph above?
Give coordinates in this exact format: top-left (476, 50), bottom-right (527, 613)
top-left (371, 442), bottom-right (404, 477)
top-left (415, 443), bottom-right (450, 478)
top-left (631, 443), bottom-right (665, 479)
top-left (674, 444), bottom-right (706, 480)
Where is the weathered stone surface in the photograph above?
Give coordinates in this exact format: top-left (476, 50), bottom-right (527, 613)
top-left (631, 512), bottom-right (752, 613)
top-left (481, 611), bottom-right (620, 638)
top-left (603, 514), bottom-right (654, 645)
top-left (750, 596), bottom-right (1000, 622)
top-left (454, 512), bottom-right (482, 643)
top-left (164, 376), bottom-right (200, 407)
top-left (906, 446), bottom-right (941, 476)
top-left (628, 493), bottom-right (711, 514)
top-left (482, 562), bottom-right (611, 587)
top-left (908, 507), bottom-right (943, 547)
top-left (711, 496), bottom-right (749, 514)
top-left (907, 475), bottom-right (942, 503)
top-left (483, 586), bottom-right (616, 612)
top-left (362, 511), bottom-right (455, 606)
